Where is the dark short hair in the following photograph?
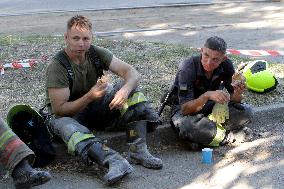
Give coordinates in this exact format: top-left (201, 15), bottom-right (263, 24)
top-left (204, 36), bottom-right (227, 54)
top-left (67, 15), bottom-right (92, 31)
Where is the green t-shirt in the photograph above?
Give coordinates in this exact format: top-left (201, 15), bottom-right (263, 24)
top-left (45, 45), bottom-right (113, 105)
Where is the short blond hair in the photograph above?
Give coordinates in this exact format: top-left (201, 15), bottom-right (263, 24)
top-left (67, 15), bottom-right (92, 31)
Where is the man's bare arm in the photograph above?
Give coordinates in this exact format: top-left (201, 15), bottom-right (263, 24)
top-left (181, 93), bottom-right (209, 115)
top-left (181, 90), bottom-right (230, 116)
top-left (108, 56), bottom-right (140, 110)
top-left (48, 83), bottom-right (107, 116)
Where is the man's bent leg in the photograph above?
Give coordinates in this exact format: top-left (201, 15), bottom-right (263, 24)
top-left (86, 142), bottom-right (133, 185)
top-left (120, 95), bottom-right (163, 169)
top-left (0, 118), bottom-right (51, 189)
top-left (126, 121), bottom-right (163, 169)
top-left (49, 117), bottom-right (133, 185)
top-left (223, 102), bottom-right (253, 130)
top-left (171, 111), bottom-right (226, 147)
top-left (79, 83), bottom-right (163, 170)
top-left (220, 103), bottom-right (254, 143)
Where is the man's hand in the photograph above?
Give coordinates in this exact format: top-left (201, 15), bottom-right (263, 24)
top-left (205, 90), bottom-right (230, 104)
top-left (231, 72), bottom-right (246, 102)
top-left (232, 80), bottom-right (246, 94)
top-left (109, 88), bottom-right (130, 110)
top-left (108, 56), bottom-right (139, 110)
top-left (88, 82), bottom-right (108, 100)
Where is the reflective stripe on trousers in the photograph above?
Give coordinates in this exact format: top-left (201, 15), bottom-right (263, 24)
top-left (120, 92), bottom-right (147, 116)
top-left (67, 132), bottom-right (95, 155)
top-left (0, 118), bottom-right (34, 173)
top-left (208, 123), bottom-right (226, 147)
top-left (49, 117), bottom-right (96, 155)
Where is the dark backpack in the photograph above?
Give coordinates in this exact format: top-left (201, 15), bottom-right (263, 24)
top-left (54, 45), bottom-right (104, 91)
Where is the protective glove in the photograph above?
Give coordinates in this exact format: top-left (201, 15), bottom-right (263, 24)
top-left (211, 103), bottom-right (229, 124)
top-left (211, 88), bottom-right (230, 124)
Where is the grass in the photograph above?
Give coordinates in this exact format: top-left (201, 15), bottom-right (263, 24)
top-left (0, 35), bottom-right (283, 118)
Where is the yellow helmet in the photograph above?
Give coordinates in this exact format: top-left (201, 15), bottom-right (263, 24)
top-left (243, 60), bottom-right (278, 93)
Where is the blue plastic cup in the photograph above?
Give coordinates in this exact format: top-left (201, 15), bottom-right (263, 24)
top-left (202, 148), bottom-right (213, 164)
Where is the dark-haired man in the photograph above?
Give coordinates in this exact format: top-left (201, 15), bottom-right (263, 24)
top-left (170, 36), bottom-right (253, 148)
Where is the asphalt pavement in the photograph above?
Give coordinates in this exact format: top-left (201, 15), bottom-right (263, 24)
top-left (0, 0), bottom-right (283, 63)
top-left (0, 0), bottom-right (268, 16)
top-left (1, 103), bottom-right (283, 189)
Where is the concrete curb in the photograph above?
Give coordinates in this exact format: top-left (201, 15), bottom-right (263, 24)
top-left (253, 102), bottom-right (284, 113)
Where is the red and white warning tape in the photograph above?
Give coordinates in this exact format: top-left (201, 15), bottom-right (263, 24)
top-left (0, 49), bottom-right (283, 75)
top-left (195, 48), bottom-right (284, 57)
top-left (0, 59), bottom-right (39, 75)
top-left (227, 49), bottom-right (284, 57)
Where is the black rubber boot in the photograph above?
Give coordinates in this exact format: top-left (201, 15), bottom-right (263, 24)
top-left (126, 121), bottom-right (163, 169)
top-left (87, 142), bottom-right (133, 185)
top-left (12, 159), bottom-right (51, 189)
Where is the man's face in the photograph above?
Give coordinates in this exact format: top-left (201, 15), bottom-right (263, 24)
top-left (64, 25), bottom-right (92, 55)
top-left (201, 47), bottom-right (226, 72)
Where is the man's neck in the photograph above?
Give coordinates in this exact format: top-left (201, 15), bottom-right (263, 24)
top-left (205, 70), bottom-right (213, 79)
top-left (64, 48), bottom-right (85, 65)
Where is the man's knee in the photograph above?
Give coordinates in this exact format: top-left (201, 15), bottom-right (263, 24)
top-left (49, 117), bottom-right (91, 141)
top-left (227, 103), bottom-right (253, 130)
top-left (171, 112), bottom-right (217, 144)
top-left (121, 101), bottom-right (160, 132)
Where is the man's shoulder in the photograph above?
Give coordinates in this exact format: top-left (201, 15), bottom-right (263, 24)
top-left (91, 45), bottom-right (104, 50)
top-left (89, 45), bottom-right (113, 68)
top-left (53, 49), bottom-right (66, 60)
top-left (47, 54), bottom-right (66, 72)
top-left (180, 55), bottom-right (200, 68)
top-left (221, 58), bottom-right (234, 70)
top-left (49, 49), bottom-right (70, 68)
top-left (91, 45), bottom-right (111, 55)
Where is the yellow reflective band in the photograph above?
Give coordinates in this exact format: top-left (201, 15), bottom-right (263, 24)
top-left (0, 130), bottom-right (14, 149)
top-left (67, 132), bottom-right (95, 155)
top-left (120, 92), bottom-right (147, 116)
top-left (208, 123), bottom-right (226, 147)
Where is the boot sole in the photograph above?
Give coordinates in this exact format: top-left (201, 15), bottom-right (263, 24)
top-left (15, 173), bottom-right (51, 189)
top-left (128, 157), bottom-right (163, 169)
top-left (104, 166), bottom-right (133, 185)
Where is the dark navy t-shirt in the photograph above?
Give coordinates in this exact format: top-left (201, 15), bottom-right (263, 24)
top-left (174, 55), bottom-right (235, 106)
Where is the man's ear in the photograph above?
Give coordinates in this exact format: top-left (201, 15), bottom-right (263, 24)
top-left (222, 55), bottom-right (228, 61)
top-left (64, 32), bottom-right (68, 41)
